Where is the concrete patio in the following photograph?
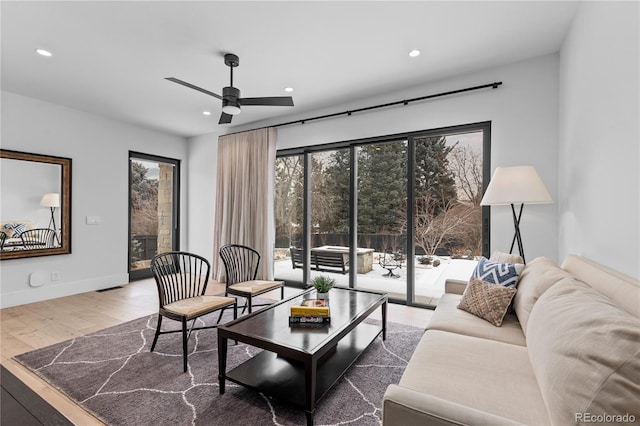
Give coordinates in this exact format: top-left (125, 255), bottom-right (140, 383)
top-left (274, 254), bottom-right (478, 306)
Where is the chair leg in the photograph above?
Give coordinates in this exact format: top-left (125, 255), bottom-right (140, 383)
top-left (281, 286), bottom-right (284, 300)
top-left (217, 291), bottom-right (230, 324)
top-left (239, 297), bottom-right (249, 315)
top-left (182, 317), bottom-right (188, 373)
top-left (247, 297), bottom-right (253, 314)
top-left (150, 315), bottom-right (163, 352)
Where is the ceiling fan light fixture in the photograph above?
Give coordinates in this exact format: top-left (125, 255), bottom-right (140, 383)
top-left (222, 102), bottom-right (241, 115)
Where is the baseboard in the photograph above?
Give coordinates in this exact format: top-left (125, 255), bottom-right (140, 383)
top-left (0, 273), bottom-right (129, 308)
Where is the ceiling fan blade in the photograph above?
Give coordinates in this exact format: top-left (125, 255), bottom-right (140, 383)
top-left (165, 77), bottom-right (223, 100)
top-left (239, 96), bottom-right (294, 107)
top-left (218, 112), bottom-right (233, 124)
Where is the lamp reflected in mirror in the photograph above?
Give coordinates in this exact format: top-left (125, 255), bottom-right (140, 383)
top-left (41, 193), bottom-right (60, 244)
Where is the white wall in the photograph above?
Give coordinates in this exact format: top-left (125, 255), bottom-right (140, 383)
top-left (0, 91), bottom-right (188, 308)
top-left (186, 130), bottom-right (222, 263)
top-left (190, 54), bottom-right (560, 264)
top-left (559, 1), bottom-right (639, 279)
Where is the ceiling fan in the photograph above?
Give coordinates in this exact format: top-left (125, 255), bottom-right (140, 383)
top-left (166, 53), bottom-right (294, 125)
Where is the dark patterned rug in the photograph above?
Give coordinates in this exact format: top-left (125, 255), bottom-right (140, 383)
top-left (15, 310), bottom-right (423, 426)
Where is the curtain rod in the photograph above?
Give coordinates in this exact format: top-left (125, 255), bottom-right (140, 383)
top-left (272, 81), bottom-right (503, 128)
top-left (219, 81), bottom-right (502, 137)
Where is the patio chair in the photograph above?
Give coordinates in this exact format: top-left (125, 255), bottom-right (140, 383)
top-left (150, 251), bottom-right (236, 372)
top-left (380, 251), bottom-right (401, 278)
top-left (20, 228), bottom-right (57, 249)
top-left (219, 244), bottom-right (284, 317)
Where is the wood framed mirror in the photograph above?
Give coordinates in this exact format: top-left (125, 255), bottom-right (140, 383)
top-left (1, 149), bottom-right (72, 260)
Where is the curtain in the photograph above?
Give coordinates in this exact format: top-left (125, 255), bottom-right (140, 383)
top-left (212, 128), bottom-right (277, 281)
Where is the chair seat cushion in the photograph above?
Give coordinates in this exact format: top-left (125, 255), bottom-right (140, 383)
top-left (164, 295), bottom-right (235, 319)
top-left (229, 280), bottom-right (283, 295)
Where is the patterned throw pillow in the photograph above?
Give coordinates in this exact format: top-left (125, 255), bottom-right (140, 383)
top-left (458, 276), bottom-right (518, 326)
top-left (472, 256), bottom-right (524, 288)
top-left (3, 223), bottom-right (27, 238)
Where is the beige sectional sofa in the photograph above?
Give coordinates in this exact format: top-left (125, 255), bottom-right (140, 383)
top-left (383, 254), bottom-right (640, 425)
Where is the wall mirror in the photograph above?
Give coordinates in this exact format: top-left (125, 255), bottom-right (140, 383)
top-left (1, 149), bottom-right (72, 260)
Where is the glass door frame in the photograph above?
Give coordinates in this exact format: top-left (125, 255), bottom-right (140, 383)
top-left (276, 121), bottom-right (491, 308)
top-left (128, 151), bottom-right (181, 281)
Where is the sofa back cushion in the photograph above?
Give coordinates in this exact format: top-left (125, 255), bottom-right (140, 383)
top-left (527, 280), bottom-right (640, 425)
top-left (512, 256), bottom-right (573, 334)
top-left (489, 251), bottom-right (524, 264)
top-left (561, 254), bottom-right (640, 319)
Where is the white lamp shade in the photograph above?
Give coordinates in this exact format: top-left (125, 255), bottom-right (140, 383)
top-left (480, 166), bottom-right (552, 206)
top-left (40, 193), bottom-right (60, 207)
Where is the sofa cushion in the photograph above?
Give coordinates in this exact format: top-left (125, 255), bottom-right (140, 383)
top-left (457, 277), bottom-right (517, 326)
top-left (472, 257), bottom-right (524, 288)
top-left (3, 222), bottom-right (27, 238)
top-left (512, 256), bottom-right (573, 335)
top-left (428, 293), bottom-right (526, 346)
top-left (561, 254), bottom-right (640, 319)
top-left (489, 251), bottom-right (524, 264)
top-left (527, 280), bottom-right (640, 425)
top-left (399, 330), bottom-right (550, 425)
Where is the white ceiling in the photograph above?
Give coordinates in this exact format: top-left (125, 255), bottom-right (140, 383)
top-left (1, 1), bottom-right (579, 138)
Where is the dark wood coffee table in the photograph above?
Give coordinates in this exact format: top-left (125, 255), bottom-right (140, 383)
top-left (217, 286), bottom-right (387, 426)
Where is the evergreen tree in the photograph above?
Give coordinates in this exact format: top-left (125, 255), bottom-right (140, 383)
top-left (321, 149), bottom-right (351, 233)
top-left (414, 136), bottom-right (457, 212)
top-left (357, 143), bottom-right (407, 234)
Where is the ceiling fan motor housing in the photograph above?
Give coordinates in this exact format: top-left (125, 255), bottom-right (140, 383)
top-left (222, 86), bottom-right (241, 114)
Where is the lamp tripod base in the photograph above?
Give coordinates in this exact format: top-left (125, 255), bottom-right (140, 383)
top-left (48, 207), bottom-right (60, 246)
top-left (509, 203), bottom-right (526, 264)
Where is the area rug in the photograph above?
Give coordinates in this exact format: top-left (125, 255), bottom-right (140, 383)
top-left (15, 310), bottom-right (423, 426)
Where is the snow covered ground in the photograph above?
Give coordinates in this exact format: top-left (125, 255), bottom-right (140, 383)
top-left (274, 255), bottom-right (477, 305)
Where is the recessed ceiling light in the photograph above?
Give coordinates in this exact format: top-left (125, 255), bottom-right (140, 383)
top-left (35, 48), bottom-right (52, 57)
top-left (409, 49), bottom-right (421, 58)
top-left (202, 111), bottom-right (211, 116)
top-left (284, 87), bottom-right (294, 93)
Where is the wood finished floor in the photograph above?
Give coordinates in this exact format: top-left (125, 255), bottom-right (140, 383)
top-left (0, 279), bottom-right (433, 425)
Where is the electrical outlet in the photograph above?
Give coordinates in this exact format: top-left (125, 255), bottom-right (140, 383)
top-left (51, 271), bottom-right (61, 281)
top-left (86, 216), bottom-right (101, 225)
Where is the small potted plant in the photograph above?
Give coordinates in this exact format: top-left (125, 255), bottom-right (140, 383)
top-left (312, 275), bottom-right (335, 300)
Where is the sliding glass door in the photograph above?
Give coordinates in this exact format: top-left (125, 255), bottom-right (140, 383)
top-left (274, 155), bottom-right (304, 283)
top-left (273, 122), bottom-right (489, 307)
top-left (355, 140), bottom-right (408, 301)
top-left (412, 132), bottom-right (485, 305)
top-left (129, 152), bottom-right (180, 280)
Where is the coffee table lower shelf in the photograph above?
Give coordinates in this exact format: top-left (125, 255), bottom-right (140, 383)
top-left (223, 322), bottom-right (382, 409)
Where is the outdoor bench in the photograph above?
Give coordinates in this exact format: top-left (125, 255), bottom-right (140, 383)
top-left (290, 247), bottom-right (350, 275)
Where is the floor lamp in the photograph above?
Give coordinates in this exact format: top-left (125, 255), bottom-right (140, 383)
top-left (480, 166), bottom-right (552, 263)
top-left (41, 193), bottom-right (60, 244)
